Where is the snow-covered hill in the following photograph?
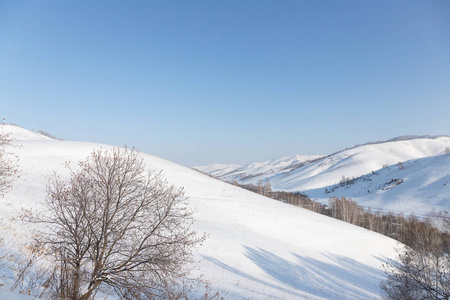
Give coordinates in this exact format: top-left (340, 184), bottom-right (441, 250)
top-left (306, 154), bottom-right (450, 216)
top-left (0, 125), bottom-right (400, 299)
top-left (272, 137), bottom-right (450, 191)
top-left (0, 125), bottom-right (52, 141)
top-left (195, 154), bottom-right (323, 183)
top-left (197, 137), bottom-right (450, 215)
top-left (194, 163), bottom-right (242, 178)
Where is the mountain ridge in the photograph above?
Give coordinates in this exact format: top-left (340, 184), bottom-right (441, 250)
top-left (306, 153), bottom-right (450, 216)
top-left (195, 135), bottom-right (450, 215)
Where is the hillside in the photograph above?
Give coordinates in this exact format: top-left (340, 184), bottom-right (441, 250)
top-left (196, 137), bottom-right (450, 215)
top-left (194, 163), bottom-right (242, 178)
top-left (195, 154), bottom-right (323, 183)
top-left (272, 137), bottom-right (450, 191)
top-left (0, 125), bottom-right (400, 299)
top-left (306, 154), bottom-right (450, 216)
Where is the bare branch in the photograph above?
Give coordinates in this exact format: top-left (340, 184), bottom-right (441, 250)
top-left (0, 123), bottom-right (19, 197)
top-left (30, 147), bottom-right (204, 299)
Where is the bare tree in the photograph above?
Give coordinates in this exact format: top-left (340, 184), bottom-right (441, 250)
top-left (382, 216), bottom-right (450, 299)
top-left (263, 180), bottom-right (272, 196)
top-left (0, 122), bottom-right (19, 197)
top-left (257, 180), bottom-right (264, 195)
top-left (32, 148), bottom-right (203, 299)
top-left (329, 197), bottom-right (363, 225)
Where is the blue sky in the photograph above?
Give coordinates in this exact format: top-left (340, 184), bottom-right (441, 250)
top-left (1, 1), bottom-right (450, 166)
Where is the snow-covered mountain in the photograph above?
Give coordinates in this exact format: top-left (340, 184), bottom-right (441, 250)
top-left (196, 137), bottom-right (450, 215)
top-left (194, 163), bottom-right (242, 178)
top-left (306, 153), bottom-right (450, 216)
top-left (272, 137), bottom-right (450, 191)
top-left (0, 125), bottom-right (399, 299)
top-left (195, 154), bottom-right (323, 183)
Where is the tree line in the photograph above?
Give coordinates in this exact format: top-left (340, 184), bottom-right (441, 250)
top-left (234, 181), bottom-right (449, 251)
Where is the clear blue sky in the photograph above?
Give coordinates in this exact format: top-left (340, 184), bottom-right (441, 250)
top-left (1, 1), bottom-right (450, 166)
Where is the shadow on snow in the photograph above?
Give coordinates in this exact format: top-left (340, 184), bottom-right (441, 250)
top-left (203, 246), bottom-right (388, 300)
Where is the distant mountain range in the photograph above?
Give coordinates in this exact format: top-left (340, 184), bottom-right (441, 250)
top-left (195, 136), bottom-right (450, 215)
top-left (195, 154), bottom-right (323, 180)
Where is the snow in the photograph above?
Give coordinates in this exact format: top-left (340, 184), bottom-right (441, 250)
top-left (306, 154), bottom-right (450, 216)
top-left (271, 138), bottom-right (450, 191)
top-left (194, 163), bottom-right (242, 178)
top-left (195, 154), bottom-right (323, 182)
top-left (0, 125), bottom-right (51, 141)
top-left (0, 289), bottom-right (32, 300)
top-left (0, 125), bottom-right (401, 299)
top-left (198, 137), bottom-right (450, 215)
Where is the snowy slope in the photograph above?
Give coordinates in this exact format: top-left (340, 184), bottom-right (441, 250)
top-left (195, 154), bottom-right (323, 183)
top-left (194, 163), bottom-right (242, 178)
top-left (199, 138), bottom-right (450, 192)
top-left (272, 138), bottom-right (450, 191)
top-left (0, 125), bottom-right (52, 141)
top-left (306, 154), bottom-right (450, 216)
top-left (198, 136), bottom-right (450, 215)
top-left (0, 125), bottom-right (400, 299)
